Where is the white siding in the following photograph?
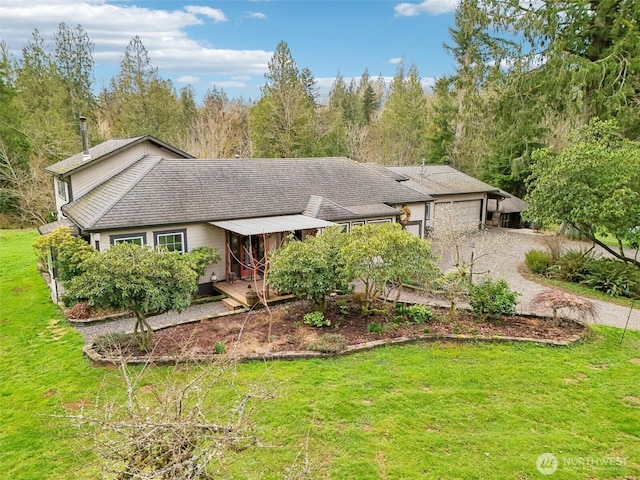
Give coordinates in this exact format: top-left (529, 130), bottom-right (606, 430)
top-left (90, 223), bottom-right (226, 284)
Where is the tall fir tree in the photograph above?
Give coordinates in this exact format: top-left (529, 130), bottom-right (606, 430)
top-left (249, 41), bottom-right (315, 158)
top-left (102, 36), bottom-right (185, 146)
top-left (377, 62), bottom-right (429, 165)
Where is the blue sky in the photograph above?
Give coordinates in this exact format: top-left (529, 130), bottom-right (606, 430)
top-left (1, 0), bottom-right (458, 102)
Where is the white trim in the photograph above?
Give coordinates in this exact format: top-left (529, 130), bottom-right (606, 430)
top-left (155, 230), bottom-right (186, 254)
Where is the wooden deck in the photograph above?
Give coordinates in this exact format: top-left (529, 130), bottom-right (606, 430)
top-left (213, 278), bottom-right (294, 309)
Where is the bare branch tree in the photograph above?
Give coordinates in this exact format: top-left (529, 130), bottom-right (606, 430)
top-left (54, 348), bottom-right (277, 479)
top-left (0, 138), bottom-right (54, 225)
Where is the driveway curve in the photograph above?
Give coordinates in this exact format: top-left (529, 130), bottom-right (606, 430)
top-left (410, 227), bottom-right (639, 331)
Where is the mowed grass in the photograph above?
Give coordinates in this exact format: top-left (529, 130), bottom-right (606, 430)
top-left (1, 229), bottom-right (639, 479)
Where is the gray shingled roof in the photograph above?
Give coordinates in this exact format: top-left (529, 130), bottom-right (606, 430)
top-left (37, 217), bottom-right (79, 236)
top-left (488, 191), bottom-right (529, 213)
top-left (45, 136), bottom-right (193, 176)
top-left (303, 195), bottom-right (355, 220)
top-left (62, 157), bottom-right (431, 231)
top-left (362, 163), bottom-right (410, 182)
top-left (386, 165), bottom-right (501, 196)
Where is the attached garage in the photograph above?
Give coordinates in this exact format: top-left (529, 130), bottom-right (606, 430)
top-left (383, 165), bottom-right (505, 232)
top-left (434, 199), bottom-right (483, 229)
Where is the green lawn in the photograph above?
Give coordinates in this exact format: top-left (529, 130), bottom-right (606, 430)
top-left (1, 229), bottom-right (639, 479)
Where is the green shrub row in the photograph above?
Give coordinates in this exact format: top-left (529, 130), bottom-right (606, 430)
top-left (525, 248), bottom-right (640, 298)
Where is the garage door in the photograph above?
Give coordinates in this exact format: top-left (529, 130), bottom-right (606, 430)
top-left (435, 200), bottom-right (482, 230)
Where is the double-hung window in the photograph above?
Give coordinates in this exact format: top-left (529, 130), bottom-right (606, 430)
top-left (57, 178), bottom-right (67, 201)
top-left (111, 233), bottom-right (146, 246)
top-left (424, 203), bottom-right (431, 221)
top-left (154, 230), bottom-right (186, 254)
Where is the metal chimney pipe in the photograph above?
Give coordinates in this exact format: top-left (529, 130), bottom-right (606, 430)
top-left (79, 116), bottom-right (90, 160)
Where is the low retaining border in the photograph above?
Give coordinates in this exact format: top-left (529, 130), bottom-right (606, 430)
top-left (83, 330), bottom-right (585, 366)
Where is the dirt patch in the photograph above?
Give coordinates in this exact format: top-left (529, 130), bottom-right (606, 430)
top-left (624, 396), bottom-right (640, 407)
top-left (94, 297), bottom-right (585, 359)
top-left (64, 399), bottom-right (92, 411)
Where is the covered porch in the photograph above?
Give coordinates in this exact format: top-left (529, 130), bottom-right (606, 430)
top-left (213, 277), bottom-right (295, 310)
top-left (209, 214), bottom-right (336, 309)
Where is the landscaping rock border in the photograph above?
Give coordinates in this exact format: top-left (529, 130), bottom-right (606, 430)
top-left (83, 327), bottom-right (586, 366)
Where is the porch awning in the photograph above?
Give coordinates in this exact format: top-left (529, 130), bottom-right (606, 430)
top-left (210, 215), bottom-right (337, 236)
top-left (37, 217), bottom-right (80, 236)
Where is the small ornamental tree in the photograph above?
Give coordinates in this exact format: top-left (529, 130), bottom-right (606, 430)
top-left (268, 227), bottom-right (349, 312)
top-left (340, 223), bottom-right (439, 307)
top-left (63, 243), bottom-right (209, 350)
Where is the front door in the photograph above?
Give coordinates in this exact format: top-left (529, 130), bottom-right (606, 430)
top-left (229, 232), bottom-right (265, 280)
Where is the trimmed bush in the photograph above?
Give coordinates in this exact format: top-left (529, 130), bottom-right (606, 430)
top-left (469, 278), bottom-right (520, 320)
top-left (525, 249), bottom-right (551, 275)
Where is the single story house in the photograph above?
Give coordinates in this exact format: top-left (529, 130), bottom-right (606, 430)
top-left (41, 133), bottom-right (434, 299)
top-left (376, 164), bottom-right (507, 231)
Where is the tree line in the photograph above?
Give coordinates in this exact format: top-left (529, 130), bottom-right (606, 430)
top-left (1, 0), bottom-right (638, 225)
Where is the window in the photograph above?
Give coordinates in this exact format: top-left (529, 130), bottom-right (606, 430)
top-left (154, 229), bottom-right (186, 253)
top-left (112, 234), bottom-right (145, 246)
top-left (366, 219), bottom-right (393, 225)
top-left (337, 223), bottom-right (350, 233)
top-left (424, 203), bottom-right (431, 221)
top-left (57, 178), bottom-right (67, 201)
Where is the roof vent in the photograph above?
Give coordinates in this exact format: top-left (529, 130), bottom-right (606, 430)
top-left (79, 116), bottom-right (91, 161)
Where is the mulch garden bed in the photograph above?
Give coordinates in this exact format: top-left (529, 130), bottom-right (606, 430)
top-left (90, 296), bottom-right (586, 361)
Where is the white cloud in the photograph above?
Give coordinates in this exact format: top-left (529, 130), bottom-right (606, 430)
top-left (245, 11), bottom-right (267, 20)
top-left (0, 0), bottom-right (271, 78)
top-left (210, 79), bottom-right (250, 89)
top-left (184, 6), bottom-right (228, 22)
top-left (394, 0), bottom-right (457, 16)
top-left (388, 57), bottom-right (404, 65)
top-left (177, 75), bottom-right (200, 84)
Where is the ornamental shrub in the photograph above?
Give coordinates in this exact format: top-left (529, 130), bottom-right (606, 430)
top-left (549, 248), bottom-right (597, 282)
top-left (582, 259), bottom-right (640, 298)
top-left (469, 278), bottom-right (520, 320)
top-left (524, 249), bottom-right (551, 275)
top-left (303, 311), bottom-right (330, 328)
top-left (405, 304), bottom-right (434, 324)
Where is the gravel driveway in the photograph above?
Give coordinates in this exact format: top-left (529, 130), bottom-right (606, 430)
top-left (420, 227), bottom-right (639, 331)
top-left (75, 228), bottom-right (639, 342)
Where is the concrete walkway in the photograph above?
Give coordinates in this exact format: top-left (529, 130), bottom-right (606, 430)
top-left (75, 301), bottom-right (231, 342)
